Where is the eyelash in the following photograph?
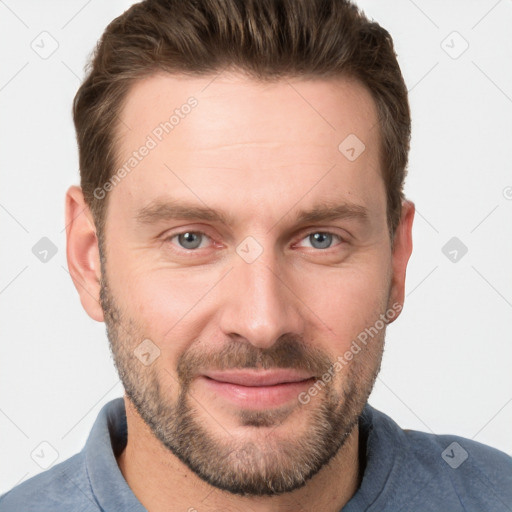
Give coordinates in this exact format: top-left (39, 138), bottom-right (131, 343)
top-left (163, 229), bottom-right (346, 254)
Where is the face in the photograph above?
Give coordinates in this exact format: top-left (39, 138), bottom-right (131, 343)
top-left (95, 72), bottom-right (403, 496)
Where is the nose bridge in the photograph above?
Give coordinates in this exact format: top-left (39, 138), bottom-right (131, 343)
top-left (218, 238), bottom-right (303, 349)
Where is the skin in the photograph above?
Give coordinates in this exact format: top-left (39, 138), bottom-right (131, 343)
top-left (65, 71), bottom-right (414, 512)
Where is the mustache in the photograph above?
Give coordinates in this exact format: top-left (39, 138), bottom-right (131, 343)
top-left (176, 335), bottom-right (333, 386)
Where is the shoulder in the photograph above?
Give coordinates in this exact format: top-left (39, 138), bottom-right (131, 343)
top-left (405, 428), bottom-right (512, 500)
top-left (402, 421), bottom-right (512, 477)
top-left (366, 405), bottom-right (512, 510)
top-left (0, 452), bottom-right (99, 512)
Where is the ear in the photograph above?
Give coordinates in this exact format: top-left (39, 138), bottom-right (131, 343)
top-left (65, 185), bottom-right (104, 322)
top-left (387, 199), bottom-right (415, 323)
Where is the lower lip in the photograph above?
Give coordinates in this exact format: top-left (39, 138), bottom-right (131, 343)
top-left (199, 376), bottom-right (315, 409)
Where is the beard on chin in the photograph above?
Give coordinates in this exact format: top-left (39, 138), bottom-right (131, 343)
top-left (99, 271), bottom-right (385, 496)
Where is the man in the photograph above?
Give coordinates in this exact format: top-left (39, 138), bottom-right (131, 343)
top-left (1, 0), bottom-right (511, 510)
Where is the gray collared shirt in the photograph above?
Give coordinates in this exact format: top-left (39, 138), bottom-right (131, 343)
top-left (1, 397), bottom-right (511, 511)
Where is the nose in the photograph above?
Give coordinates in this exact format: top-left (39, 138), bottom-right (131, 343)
top-left (218, 245), bottom-right (304, 350)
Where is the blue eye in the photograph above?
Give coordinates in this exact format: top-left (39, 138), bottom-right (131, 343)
top-left (165, 230), bottom-right (344, 253)
top-left (300, 232), bottom-right (343, 250)
top-left (172, 231), bottom-right (208, 250)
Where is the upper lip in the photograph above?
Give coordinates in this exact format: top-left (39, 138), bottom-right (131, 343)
top-left (202, 369), bottom-right (314, 387)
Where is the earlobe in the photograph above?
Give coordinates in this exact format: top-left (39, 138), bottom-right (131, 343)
top-left (65, 185), bottom-right (105, 322)
top-left (387, 199), bottom-right (415, 323)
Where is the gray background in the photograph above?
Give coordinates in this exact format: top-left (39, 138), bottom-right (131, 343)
top-left (1, 0), bottom-right (511, 493)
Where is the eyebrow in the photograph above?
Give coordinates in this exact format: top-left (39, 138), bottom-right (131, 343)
top-left (135, 198), bottom-right (370, 228)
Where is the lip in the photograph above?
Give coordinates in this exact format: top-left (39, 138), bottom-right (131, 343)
top-left (202, 369), bottom-right (314, 386)
top-left (198, 370), bottom-right (316, 409)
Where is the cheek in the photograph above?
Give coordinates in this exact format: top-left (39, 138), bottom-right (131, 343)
top-left (115, 268), bottom-right (217, 344)
top-left (295, 260), bottom-right (391, 349)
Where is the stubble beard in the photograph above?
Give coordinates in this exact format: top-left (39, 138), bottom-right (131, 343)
top-left (99, 268), bottom-right (386, 496)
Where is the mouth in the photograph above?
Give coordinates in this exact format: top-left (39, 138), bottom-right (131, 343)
top-left (198, 369), bottom-right (316, 409)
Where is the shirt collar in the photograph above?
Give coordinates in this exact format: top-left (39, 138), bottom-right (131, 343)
top-left (83, 397), bottom-right (398, 511)
top-left (84, 397), bottom-right (146, 511)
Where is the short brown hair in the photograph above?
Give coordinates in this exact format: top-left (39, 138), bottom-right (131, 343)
top-left (73, 0), bottom-right (410, 242)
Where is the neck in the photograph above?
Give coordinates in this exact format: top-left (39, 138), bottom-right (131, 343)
top-left (116, 396), bottom-right (362, 512)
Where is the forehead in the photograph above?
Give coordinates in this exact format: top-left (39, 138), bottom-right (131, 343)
top-left (109, 71), bottom-right (384, 228)
top-left (118, 71), bottom-right (379, 152)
